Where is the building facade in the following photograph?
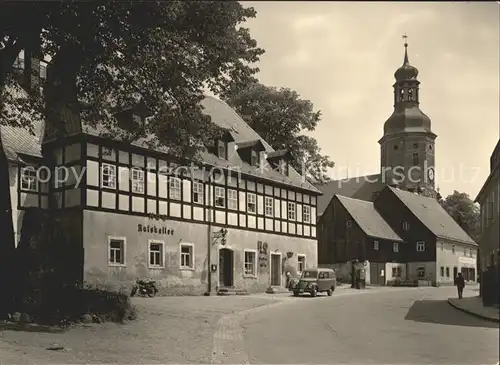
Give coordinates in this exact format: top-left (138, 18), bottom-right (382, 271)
top-left (318, 186), bottom-right (477, 286)
top-left (475, 139), bottom-right (500, 306)
top-left (2, 62), bottom-right (321, 295)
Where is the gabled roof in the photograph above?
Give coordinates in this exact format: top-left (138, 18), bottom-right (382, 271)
top-left (386, 186), bottom-right (477, 245)
top-left (2, 93), bottom-right (321, 194)
top-left (314, 174), bottom-right (382, 216)
top-left (1, 122), bottom-right (43, 161)
top-left (84, 96), bottom-right (321, 194)
top-left (336, 195), bottom-right (403, 242)
top-left (1, 86), bottom-right (44, 161)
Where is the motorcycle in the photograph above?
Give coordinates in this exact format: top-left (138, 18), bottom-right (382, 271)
top-left (130, 279), bottom-right (158, 297)
top-left (285, 271), bottom-right (299, 291)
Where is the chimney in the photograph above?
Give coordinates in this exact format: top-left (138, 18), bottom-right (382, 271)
top-left (23, 37), bottom-right (41, 94)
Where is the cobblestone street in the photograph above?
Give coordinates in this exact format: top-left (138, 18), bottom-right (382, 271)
top-left (0, 295), bottom-right (275, 364)
top-left (1, 286), bottom-right (498, 364)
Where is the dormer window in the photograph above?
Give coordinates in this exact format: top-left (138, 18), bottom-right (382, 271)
top-left (114, 106), bottom-right (148, 132)
top-left (266, 149), bottom-right (292, 176)
top-left (251, 150), bottom-right (258, 166)
top-left (279, 160), bottom-right (289, 175)
top-left (132, 113), bottom-right (142, 124)
top-left (217, 140), bottom-right (227, 159)
top-left (237, 139), bottom-right (265, 166)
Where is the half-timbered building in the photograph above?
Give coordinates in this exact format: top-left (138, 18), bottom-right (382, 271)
top-left (3, 55), bottom-right (321, 295)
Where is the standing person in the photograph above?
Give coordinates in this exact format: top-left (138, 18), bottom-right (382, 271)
top-left (454, 272), bottom-right (465, 299)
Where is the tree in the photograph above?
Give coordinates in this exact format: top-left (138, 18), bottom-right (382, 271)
top-left (224, 82), bottom-right (334, 183)
top-left (0, 1), bottom-right (265, 254)
top-left (440, 190), bottom-right (480, 242)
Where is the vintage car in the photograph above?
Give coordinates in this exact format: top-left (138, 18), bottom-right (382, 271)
top-left (293, 268), bottom-right (336, 297)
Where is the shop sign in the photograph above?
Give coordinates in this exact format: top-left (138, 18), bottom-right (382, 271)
top-left (137, 224), bottom-right (174, 235)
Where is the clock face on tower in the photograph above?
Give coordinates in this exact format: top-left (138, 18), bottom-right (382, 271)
top-left (427, 167), bottom-right (435, 182)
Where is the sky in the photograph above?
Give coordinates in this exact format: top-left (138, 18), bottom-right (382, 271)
top-left (240, 1), bottom-right (499, 199)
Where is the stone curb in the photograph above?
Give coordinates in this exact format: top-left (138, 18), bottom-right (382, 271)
top-left (447, 298), bottom-right (500, 323)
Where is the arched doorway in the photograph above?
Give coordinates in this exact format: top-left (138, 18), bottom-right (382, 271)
top-left (219, 248), bottom-right (234, 288)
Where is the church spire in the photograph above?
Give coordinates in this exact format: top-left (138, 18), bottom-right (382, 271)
top-left (379, 36), bottom-right (437, 199)
top-left (394, 34), bottom-right (418, 82)
top-left (403, 34), bottom-right (409, 64)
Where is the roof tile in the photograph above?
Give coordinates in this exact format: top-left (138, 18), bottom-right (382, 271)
top-left (336, 195), bottom-right (403, 241)
top-left (387, 186), bottom-right (477, 245)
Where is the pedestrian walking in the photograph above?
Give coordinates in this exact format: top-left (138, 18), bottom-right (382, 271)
top-left (454, 272), bottom-right (465, 299)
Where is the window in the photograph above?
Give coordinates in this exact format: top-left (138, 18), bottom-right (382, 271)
top-left (279, 160), bottom-right (288, 175)
top-left (412, 153), bottom-right (419, 166)
top-left (247, 193), bottom-right (256, 213)
top-left (217, 140), bottom-right (227, 159)
top-left (392, 267), bottom-right (401, 277)
top-left (416, 241), bottom-right (426, 252)
top-left (228, 189), bottom-right (237, 210)
top-left (131, 168), bottom-right (144, 193)
top-left (192, 181), bottom-right (204, 204)
top-left (109, 237), bottom-right (125, 266)
top-left (169, 177), bottom-right (181, 200)
top-left (402, 222), bottom-right (410, 231)
top-left (393, 242), bottom-right (399, 253)
top-left (417, 266), bottom-right (425, 278)
top-left (440, 266), bottom-right (444, 277)
top-left (321, 271), bottom-right (330, 279)
top-left (408, 88), bottom-right (414, 102)
top-left (149, 241), bottom-right (164, 268)
top-left (244, 250), bottom-right (257, 276)
top-left (413, 142), bottom-right (418, 149)
top-left (215, 187), bottom-right (225, 207)
top-left (440, 242), bottom-right (444, 251)
top-left (21, 167), bottom-right (38, 192)
top-left (287, 202), bottom-right (296, 220)
top-left (264, 197), bottom-right (274, 217)
top-left (180, 244), bottom-right (194, 269)
top-left (101, 163), bottom-right (116, 188)
top-left (452, 245), bottom-right (456, 254)
top-left (373, 241), bottom-right (379, 251)
top-left (40, 64), bottom-right (47, 79)
top-left (297, 255), bottom-right (306, 272)
top-left (346, 220), bottom-right (353, 227)
top-left (464, 247), bottom-right (467, 256)
top-left (251, 150), bottom-right (258, 166)
top-left (469, 248), bottom-right (473, 257)
top-left (399, 88), bottom-right (405, 102)
top-left (446, 267), bottom-right (450, 278)
top-left (303, 205), bottom-right (311, 223)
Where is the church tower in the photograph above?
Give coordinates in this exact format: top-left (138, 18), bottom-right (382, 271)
top-left (378, 37), bottom-right (437, 198)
